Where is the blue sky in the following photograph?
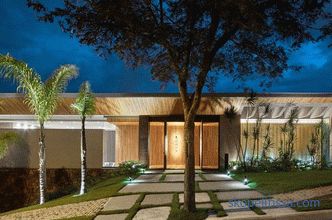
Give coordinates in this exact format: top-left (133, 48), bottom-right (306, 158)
top-left (0, 0), bottom-right (331, 93)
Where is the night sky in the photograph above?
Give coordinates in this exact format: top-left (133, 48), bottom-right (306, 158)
top-left (0, 0), bottom-right (332, 93)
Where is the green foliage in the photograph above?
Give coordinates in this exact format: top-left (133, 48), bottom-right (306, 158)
top-left (118, 160), bottom-right (146, 178)
top-left (277, 107), bottom-right (298, 171)
top-left (0, 54), bottom-right (78, 124)
top-left (71, 81), bottom-right (95, 117)
top-left (0, 132), bottom-right (19, 159)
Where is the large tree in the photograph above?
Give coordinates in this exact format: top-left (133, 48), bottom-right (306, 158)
top-left (28, 0), bottom-right (329, 211)
top-left (0, 54), bottom-right (78, 204)
top-left (71, 81), bottom-right (95, 195)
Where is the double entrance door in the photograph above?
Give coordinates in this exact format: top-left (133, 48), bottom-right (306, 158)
top-left (148, 121), bottom-right (219, 169)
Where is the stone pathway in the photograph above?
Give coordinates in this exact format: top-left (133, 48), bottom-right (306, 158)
top-left (3, 171), bottom-right (332, 220)
top-left (133, 206), bottom-right (171, 220)
top-left (102, 194), bottom-right (140, 211)
top-left (0, 198), bottom-right (108, 220)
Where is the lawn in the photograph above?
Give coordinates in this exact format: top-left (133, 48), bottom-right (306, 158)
top-left (0, 174), bottom-right (128, 216)
top-left (233, 169), bottom-right (332, 195)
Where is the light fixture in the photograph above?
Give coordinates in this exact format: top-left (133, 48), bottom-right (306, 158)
top-left (128, 177), bottom-right (132, 181)
top-left (232, 165), bottom-right (238, 171)
top-left (227, 170), bottom-right (230, 176)
top-left (244, 176), bottom-right (248, 185)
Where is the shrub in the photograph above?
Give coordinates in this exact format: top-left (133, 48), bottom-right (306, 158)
top-left (118, 160), bottom-right (146, 178)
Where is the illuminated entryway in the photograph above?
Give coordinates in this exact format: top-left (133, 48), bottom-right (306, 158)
top-left (148, 120), bottom-right (219, 169)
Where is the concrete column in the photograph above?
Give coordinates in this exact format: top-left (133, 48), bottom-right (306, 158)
top-left (139, 116), bottom-right (149, 165)
top-left (219, 114), bottom-right (241, 170)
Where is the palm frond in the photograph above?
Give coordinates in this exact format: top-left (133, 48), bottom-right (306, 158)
top-left (71, 81), bottom-right (96, 117)
top-left (0, 54), bottom-right (43, 119)
top-left (44, 65), bottom-right (78, 121)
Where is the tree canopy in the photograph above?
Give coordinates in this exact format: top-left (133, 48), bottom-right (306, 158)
top-left (28, 0), bottom-right (330, 93)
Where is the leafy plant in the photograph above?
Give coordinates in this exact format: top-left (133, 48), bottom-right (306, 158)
top-left (0, 54), bottom-right (78, 204)
top-left (278, 107), bottom-right (299, 171)
top-left (118, 160), bottom-right (146, 178)
top-left (71, 81), bottom-right (95, 195)
top-left (0, 132), bottom-right (19, 159)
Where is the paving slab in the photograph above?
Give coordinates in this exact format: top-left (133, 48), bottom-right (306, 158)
top-left (95, 213), bottom-right (128, 220)
top-left (221, 202), bottom-right (251, 211)
top-left (199, 181), bottom-right (250, 191)
top-left (180, 203), bottom-right (213, 209)
top-left (134, 174), bottom-right (162, 182)
top-left (102, 195), bottom-right (139, 211)
top-left (216, 190), bottom-right (264, 201)
top-left (133, 206), bottom-right (171, 220)
top-left (203, 174), bottom-right (233, 181)
top-left (120, 182), bottom-right (184, 193)
top-left (164, 174), bottom-right (202, 182)
top-left (141, 193), bottom-right (173, 205)
top-left (179, 192), bottom-right (210, 203)
top-left (224, 210), bottom-right (258, 218)
top-left (263, 207), bottom-right (297, 216)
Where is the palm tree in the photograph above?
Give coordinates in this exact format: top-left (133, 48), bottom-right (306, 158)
top-left (71, 81), bottom-right (95, 195)
top-left (0, 54), bottom-right (78, 204)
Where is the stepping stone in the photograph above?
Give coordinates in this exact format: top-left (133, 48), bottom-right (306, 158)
top-left (164, 170), bottom-right (184, 173)
top-left (221, 201), bottom-right (251, 211)
top-left (203, 174), bottom-right (232, 181)
top-left (199, 181), bottom-right (250, 191)
top-left (225, 210), bottom-right (258, 218)
top-left (133, 206), bottom-right (171, 220)
top-left (263, 207), bottom-right (296, 215)
top-left (141, 193), bottom-right (173, 205)
top-left (95, 213), bottom-right (128, 220)
top-left (179, 192), bottom-right (210, 203)
top-left (164, 174), bottom-right (202, 182)
top-left (180, 203), bottom-right (213, 209)
top-left (216, 190), bottom-right (264, 201)
top-left (120, 183), bottom-right (184, 193)
top-left (134, 174), bottom-right (162, 182)
top-left (102, 195), bottom-right (139, 211)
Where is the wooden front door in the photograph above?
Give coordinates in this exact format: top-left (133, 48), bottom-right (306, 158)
top-left (149, 122), bottom-right (165, 169)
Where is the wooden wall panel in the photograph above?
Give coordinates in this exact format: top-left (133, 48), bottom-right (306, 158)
top-left (194, 124), bottom-right (200, 168)
top-left (240, 123), bottom-right (316, 160)
top-left (149, 122), bottom-right (165, 169)
top-left (167, 123), bottom-right (185, 169)
top-left (202, 123), bottom-right (219, 169)
top-left (115, 123), bottom-right (139, 163)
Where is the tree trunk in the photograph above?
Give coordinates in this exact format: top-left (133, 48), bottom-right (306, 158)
top-left (39, 122), bottom-right (46, 204)
top-left (80, 116), bottom-right (87, 195)
top-left (183, 114), bottom-right (196, 212)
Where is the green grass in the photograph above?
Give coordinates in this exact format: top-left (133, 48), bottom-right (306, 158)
top-left (208, 191), bottom-right (227, 217)
top-left (1, 175), bottom-right (127, 215)
top-left (159, 173), bottom-right (167, 182)
top-left (233, 169), bottom-right (332, 195)
top-left (125, 193), bottom-right (145, 220)
top-left (295, 194), bottom-right (332, 212)
top-left (168, 193), bottom-right (207, 220)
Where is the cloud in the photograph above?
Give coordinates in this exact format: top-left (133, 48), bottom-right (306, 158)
top-left (0, 0), bottom-right (331, 93)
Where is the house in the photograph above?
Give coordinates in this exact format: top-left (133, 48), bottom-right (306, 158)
top-left (0, 93), bottom-right (331, 170)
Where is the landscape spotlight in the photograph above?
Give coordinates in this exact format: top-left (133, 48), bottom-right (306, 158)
top-left (227, 170), bottom-right (230, 176)
top-left (244, 176), bottom-right (248, 185)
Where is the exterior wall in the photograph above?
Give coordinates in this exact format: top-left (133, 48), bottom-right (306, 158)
top-left (115, 123), bottom-right (139, 163)
top-left (240, 123), bottom-right (320, 161)
top-left (0, 129), bottom-right (103, 168)
top-left (219, 115), bottom-right (241, 169)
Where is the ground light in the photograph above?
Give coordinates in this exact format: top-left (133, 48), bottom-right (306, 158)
top-left (244, 176), bottom-right (248, 185)
top-left (227, 170), bottom-right (230, 176)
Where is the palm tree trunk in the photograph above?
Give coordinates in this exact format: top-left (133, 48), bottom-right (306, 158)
top-left (183, 114), bottom-right (196, 212)
top-left (80, 116), bottom-right (87, 195)
top-left (39, 122), bottom-right (46, 204)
